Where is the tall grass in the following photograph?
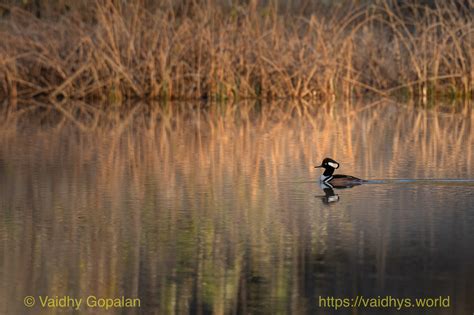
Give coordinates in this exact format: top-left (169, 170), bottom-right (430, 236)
top-left (0, 1), bottom-right (472, 113)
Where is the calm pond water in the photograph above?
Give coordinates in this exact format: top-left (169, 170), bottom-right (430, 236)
top-left (1, 100), bottom-right (473, 314)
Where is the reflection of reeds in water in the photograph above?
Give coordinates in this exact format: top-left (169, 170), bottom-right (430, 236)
top-left (0, 100), bottom-right (473, 314)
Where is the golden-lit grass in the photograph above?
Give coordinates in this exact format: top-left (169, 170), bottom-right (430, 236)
top-left (0, 0), bottom-right (472, 120)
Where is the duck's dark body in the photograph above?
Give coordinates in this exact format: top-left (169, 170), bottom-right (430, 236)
top-left (315, 158), bottom-right (364, 188)
top-left (329, 174), bottom-right (364, 188)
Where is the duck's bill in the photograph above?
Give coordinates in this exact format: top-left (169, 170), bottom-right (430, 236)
top-left (314, 165), bottom-right (323, 168)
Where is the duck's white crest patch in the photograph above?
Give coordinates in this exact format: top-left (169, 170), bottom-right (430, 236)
top-left (328, 161), bottom-right (339, 169)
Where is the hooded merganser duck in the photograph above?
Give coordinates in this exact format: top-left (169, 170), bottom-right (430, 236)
top-left (315, 157), bottom-right (364, 188)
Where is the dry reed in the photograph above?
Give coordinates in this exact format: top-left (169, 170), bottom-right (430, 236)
top-left (0, 0), bottom-right (472, 127)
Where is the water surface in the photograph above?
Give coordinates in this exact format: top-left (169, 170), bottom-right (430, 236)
top-left (1, 100), bottom-right (473, 314)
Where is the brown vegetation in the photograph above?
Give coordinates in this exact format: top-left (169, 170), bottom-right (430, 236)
top-left (0, 0), bottom-right (472, 126)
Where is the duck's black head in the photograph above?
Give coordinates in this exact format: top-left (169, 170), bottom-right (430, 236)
top-left (314, 157), bottom-right (340, 176)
